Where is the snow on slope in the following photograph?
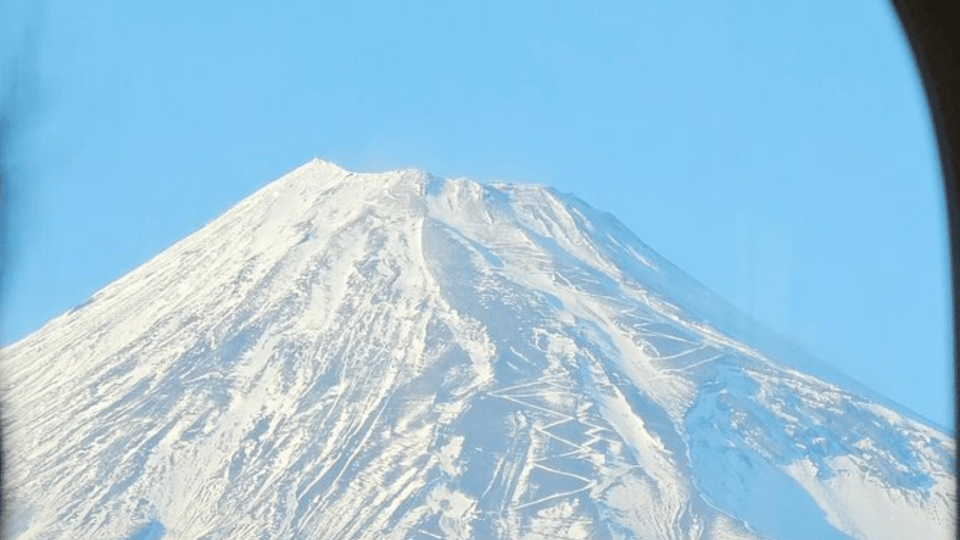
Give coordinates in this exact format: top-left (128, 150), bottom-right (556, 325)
top-left (1, 159), bottom-right (954, 540)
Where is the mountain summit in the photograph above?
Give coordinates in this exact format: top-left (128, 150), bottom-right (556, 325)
top-left (2, 160), bottom-right (954, 539)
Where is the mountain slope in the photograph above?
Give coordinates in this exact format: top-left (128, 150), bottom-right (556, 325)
top-left (1, 159), bottom-right (954, 540)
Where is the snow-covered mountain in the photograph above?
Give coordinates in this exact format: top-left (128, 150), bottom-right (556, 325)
top-left (1, 159), bottom-right (954, 540)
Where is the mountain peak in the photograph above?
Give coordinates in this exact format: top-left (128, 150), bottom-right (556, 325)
top-left (308, 156), bottom-right (342, 169)
top-left (299, 157), bottom-right (432, 181)
top-left (275, 158), bottom-right (439, 203)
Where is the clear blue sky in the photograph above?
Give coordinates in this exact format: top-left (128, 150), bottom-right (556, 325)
top-left (1, 1), bottom-right (952, 429)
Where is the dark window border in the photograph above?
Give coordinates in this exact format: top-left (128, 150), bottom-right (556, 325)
top-left (888, 0), bottom-right (960, 528)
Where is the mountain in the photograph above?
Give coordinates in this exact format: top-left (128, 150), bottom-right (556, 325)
top-left (0, 158), bottom-right (954, 540)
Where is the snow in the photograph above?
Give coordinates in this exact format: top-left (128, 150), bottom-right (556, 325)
top-left (0, 158), bottom-right (954, 539)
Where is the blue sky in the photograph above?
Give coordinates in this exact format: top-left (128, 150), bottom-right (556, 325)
top-left (2, 1), bottom-right (952, 428)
